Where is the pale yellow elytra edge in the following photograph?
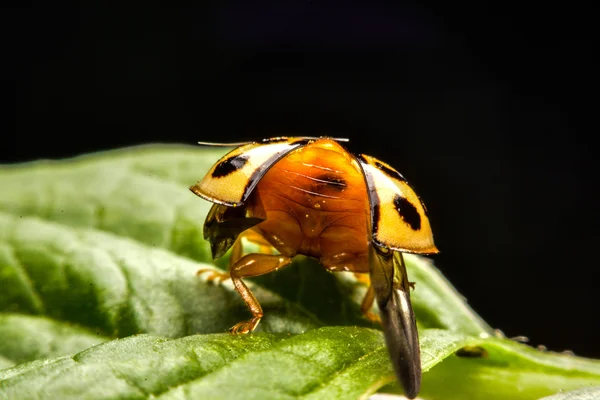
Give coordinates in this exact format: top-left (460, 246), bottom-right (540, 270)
top-left (189, 136), bottom-right (438, 399)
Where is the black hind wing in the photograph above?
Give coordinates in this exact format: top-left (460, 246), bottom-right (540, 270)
top-left (368, 243), bottom-right (421, 399)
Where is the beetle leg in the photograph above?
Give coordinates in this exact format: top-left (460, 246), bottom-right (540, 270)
top-left (353, 272), bottom-right (381, 322)
top-left (242, 229), bottom-right (275, 254)
top-left (196, 236), bottom-right (241, 284)
top-left (229, 236), bottom-right (244, 267)
top-left (354, 272), bottom-right (371, 285)
top-left (196, 268), bottom-right (230, 284)
top-left (199, 229), bottom-right (277, 285)
top-left (229, 253), bottom-right (292, 334)
top-left (360, 283), bottom-right (381, 323)
top-left (229, 229), bottom-right (277, 268)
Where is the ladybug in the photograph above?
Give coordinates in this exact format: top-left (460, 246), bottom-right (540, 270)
top-left (190, 137), bottom-right (438, 399)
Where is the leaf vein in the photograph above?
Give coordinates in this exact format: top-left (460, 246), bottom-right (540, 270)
top-left (4, 242), bottom-right (46, 315)
top-left (101, 249), bottom-right (141, 335)
top-left (296, 345), bottom-right (388, 398)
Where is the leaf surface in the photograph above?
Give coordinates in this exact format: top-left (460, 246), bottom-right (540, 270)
top-left (1, 145), bottom-right (599, 399)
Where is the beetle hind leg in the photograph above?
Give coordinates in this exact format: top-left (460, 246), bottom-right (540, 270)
top-left (360, 283), bottom-right (381, 324)
top-left (352, 273), bottom-right (382, 323)
top-left (228, 253), bottom-right (292, 334)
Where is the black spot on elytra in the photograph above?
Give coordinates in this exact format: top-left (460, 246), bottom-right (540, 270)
top-left (316, 174), bottom-right (347, 191)
top-left (375, 161), bottom-right (406, 182)
top-left (393, 195), bottom-right (421, 230)
top-left (212, 155), bottom-right (249, 178)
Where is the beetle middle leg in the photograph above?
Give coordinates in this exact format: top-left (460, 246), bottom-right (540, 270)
top-left (228, 253), bottom-right (292, 334)
top-left (229, 229), bottom-right (275, 266)
top-left (321, 253), bottom-right (380, 323)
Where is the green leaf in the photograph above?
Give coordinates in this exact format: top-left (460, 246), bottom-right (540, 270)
top-left (0, 211), bottom-right (321, 338)
top-left (1, 144), bottom-right (599, 399)
top-left (0, 328), bottom-right (474, 400)
top-left (0, 314), bottom-right (108, 369)
top-left (0, 145), bottom-right (221, 263)
top-left (419, 339), bottom-right (600, 400)
top-left (539, 386), bottom-right (600, 399)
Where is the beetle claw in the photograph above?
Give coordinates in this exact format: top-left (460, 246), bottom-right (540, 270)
top-left (196, 268), bottom-right (230, 285)
top-left (229, 316), bottom-right (262, 334)
top-left (364, 310), bottom-right (382, 324)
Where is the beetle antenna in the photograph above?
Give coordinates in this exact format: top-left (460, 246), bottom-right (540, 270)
top-left (197, 141), bottom-right (253, 147)
top-left (197, 137), bottom-right (350, 146)
top-left (297, 136), bottom-right (350, 142)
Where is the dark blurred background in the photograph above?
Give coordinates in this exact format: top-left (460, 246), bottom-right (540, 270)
top-left (2, 3), bottom-right (597, 357)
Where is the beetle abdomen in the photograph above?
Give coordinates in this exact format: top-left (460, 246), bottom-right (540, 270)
top-left (247, 139), bottom-right (370, 271)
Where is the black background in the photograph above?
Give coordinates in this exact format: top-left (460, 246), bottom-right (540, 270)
top-left (2, 3), bottom-right (597, 357)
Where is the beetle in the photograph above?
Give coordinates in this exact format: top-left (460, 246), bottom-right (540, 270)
top-left (189, 136), bottom-right (438, 399)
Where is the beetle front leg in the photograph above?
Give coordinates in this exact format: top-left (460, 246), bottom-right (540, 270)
top-left (229, 253), bottom-right (292, 334)
top-left (196, 267), bottom-right (230, 283)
